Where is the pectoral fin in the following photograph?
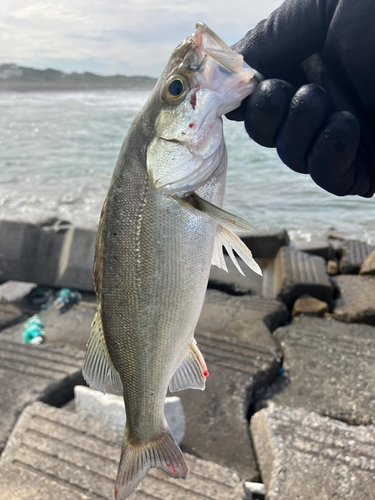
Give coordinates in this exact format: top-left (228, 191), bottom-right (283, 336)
top-left (82, 307), bottom-right (123, 394)
top-left (178, 193), bottom-right (262, 276)
top-left (178, 193), bottom-right (257, 233)
top-left (211, 225), bottom-right (228, 271)
top-left (169, 339), bottom-right (208, 392)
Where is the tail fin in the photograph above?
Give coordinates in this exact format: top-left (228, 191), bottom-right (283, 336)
top-left (115, 425), bottom-right (188, 499)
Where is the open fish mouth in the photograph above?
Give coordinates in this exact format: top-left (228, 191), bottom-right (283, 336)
top-left (191, 22), bottom-right (245, 75)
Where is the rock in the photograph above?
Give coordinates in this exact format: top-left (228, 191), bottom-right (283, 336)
top-left (0, 401), bottom-right (248, 499)
top-left (339, 239), bottom-right (375, 274)
top-left (327, 259), bottom-right (338, 275)
top-left (0, 297), bottom-right (24, 330)
top-left (209, 255), bottom-right (263, 295)
top-left (291, 294), bottom-right (329, 317)
top-left (178, 330), bottom-right (281, 480)
top-left (198, 289), bottom-right (289, 344)
top-left (294, 240), bottom-right (336, 261)
top-left (241, 229), bottom-right (289, 259)
top-left (360, 248), bottom-right (375, 275)
top-left (0, 220), bottom-right (96, 292)
top-left (258, 316), bottom-right (375, 426)
top-left (274, 247), bottom-right (333, 307)
top-left (75, 385), bottom-right (186, 445)
top-left (333, 275), bottom-right (375, 325)
top-left (0, 332), bottom-right (84, 453)
top-left (251, 404), bottom-right (375, 500)
top-left (0, 281), bottom-right (36, 304)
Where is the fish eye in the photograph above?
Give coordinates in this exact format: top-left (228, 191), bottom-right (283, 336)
top-left (168, 78), bottom-right (184, 97)
top-left (163, 74), bottom-right (189, 105)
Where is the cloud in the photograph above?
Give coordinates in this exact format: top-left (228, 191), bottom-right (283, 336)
top-left (1, 0), bottom-right (284, 75)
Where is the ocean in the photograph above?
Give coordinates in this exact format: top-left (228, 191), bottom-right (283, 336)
top-left (1, 90), bottom-right (374, 243)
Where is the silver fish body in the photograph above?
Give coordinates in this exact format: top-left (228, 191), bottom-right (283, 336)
top-left (102, 132), bottom-right (226, 441)
top-left (83, 22), bottom-right (260, 500)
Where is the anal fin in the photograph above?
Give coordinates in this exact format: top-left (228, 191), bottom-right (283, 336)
top-left (82, 307), bottom-right (123, 394)
top-left (169, 339), bottom-right (208, 392)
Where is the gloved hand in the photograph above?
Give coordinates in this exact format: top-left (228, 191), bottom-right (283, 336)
top-left (227, 0), bottom-right (375, 197)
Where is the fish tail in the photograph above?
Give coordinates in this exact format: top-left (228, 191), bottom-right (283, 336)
top-left (115, 424), bottom-right (188, 499)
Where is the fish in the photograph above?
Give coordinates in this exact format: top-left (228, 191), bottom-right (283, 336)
top-left (82, 22), bottom-right (261, 500)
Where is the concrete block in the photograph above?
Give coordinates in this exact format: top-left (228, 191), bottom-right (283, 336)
top-left (251, 404), bottom-right (375, 500)
top-left (199, 289), bottom-right (289, 344)
top-left (5, 301), bottom-right (96, 351)
top-left (333, 275), bottom-right (375, 325)
top-left (0, 221), bottom-right (40, 283)
top-left (0, 220), bottom-right (96, 292)
top-left (258, 316), bottom-right (375, 426)
top-left (0, 281), bottom-right (36, 304)
top-left (360, 248), bottom-right (375, 275)
top-left (339, 239), bottom-right (375, 274)
top-left (294, 240), bottom-right (336, 261)
top-left (209, 255), bottom-right (263, 295)
top-left (0, 297), bottom-right (24, 330)
top-left (74, 385), bottom-right (185, 444)
top-left (33, 228), bottom-right (68, 287)
top-left (54, 227), bottom-right (96, 291)
top-left (0, 330), bottom-right (84, 453)
top-left (35, 226), bottom-right (96, 291)
top-left (178, 329), bottom-right (281, 480)
top-left (241, 229), bottom-right (289, 259)
top-left (0, 402), bottom-right (247, 499)
top-left (274, 247), bottom-right (333, 307)
top-left (42, 301), bottom-right (96, 351)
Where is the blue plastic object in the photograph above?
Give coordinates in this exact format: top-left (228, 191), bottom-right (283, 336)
top-left (21, 315), bottom-right (45, 344)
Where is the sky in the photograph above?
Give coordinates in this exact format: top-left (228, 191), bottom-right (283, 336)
top-left (1, 0), bottom-right (284, 76)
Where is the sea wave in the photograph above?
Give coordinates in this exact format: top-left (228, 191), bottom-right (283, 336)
top-left (1, 90), bottom-right (374, 243)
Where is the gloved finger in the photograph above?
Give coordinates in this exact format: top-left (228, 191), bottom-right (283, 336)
top-left (276, 84), bottom-right (331, 173)
top-left (225, 96), bottom-right (249, 122)
top-left (308, 111), bottom-right (374, 197)
top-left (243, 79), bottom-right (294, 147)
top-left (233, 0), bottom-right (328, 84)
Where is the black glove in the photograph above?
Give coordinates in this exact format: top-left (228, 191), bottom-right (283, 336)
top-left (227, 0), bottom-right (375, 197)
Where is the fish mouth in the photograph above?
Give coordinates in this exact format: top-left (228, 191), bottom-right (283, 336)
top-left (191, 22), bottom-right (244, 75)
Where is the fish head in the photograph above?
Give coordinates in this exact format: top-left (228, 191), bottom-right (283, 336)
top-left (147, 22), bottom-right (258, 194)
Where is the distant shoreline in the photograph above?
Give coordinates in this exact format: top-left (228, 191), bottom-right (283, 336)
top-left (0, 63), bottom-right (157, 92)
top-left (0, 81), bottom-right (156, 92)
